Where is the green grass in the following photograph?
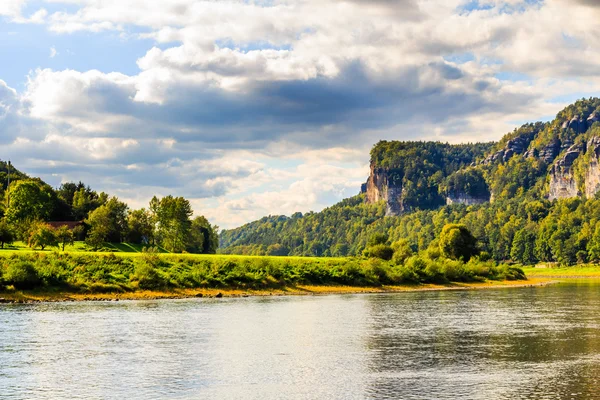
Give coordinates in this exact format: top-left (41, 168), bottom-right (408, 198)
top-left (0, 251), bottom-right (525, 296)
top-left (0, 241), bottom-right (170, 254)
top-left (523, 264), bottom-right (600, 278)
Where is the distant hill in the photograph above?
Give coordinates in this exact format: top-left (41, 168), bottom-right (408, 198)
top-left (0, 160), bottom-right (29, 193)
top-left (220, 97), bottom-right (600, 266)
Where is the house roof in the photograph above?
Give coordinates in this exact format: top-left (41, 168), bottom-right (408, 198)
top-left (47, 221), bottom-right (83, 230)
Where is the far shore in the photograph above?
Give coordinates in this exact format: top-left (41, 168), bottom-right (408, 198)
top-left (0, 278), bottom-right (557, 304)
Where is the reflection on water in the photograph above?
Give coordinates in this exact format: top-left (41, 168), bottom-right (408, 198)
top-left (1, 282), bottom-right (600, 399)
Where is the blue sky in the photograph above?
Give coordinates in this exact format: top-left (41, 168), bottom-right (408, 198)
top-left (1, 0), bottom-right (599, 228)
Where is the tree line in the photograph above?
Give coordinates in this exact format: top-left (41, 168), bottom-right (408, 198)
top-left (0, 174), bottom-right (218, 253)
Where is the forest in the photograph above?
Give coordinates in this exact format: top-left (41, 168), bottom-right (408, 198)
top-left (0, 162), bottom-right (219, 254)
top-left (220, 98), bottom-right (600, 266)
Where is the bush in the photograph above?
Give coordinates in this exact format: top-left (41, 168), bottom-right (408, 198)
top-left (3, 261), bottom-right (41, 289)
top-left (363, 244), bottom-right (394, 260)
top-left (132, 260), bottom-right (166, 289)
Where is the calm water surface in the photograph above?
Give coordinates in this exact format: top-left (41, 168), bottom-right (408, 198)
top-left (2, 282), bottom-right (600, 399)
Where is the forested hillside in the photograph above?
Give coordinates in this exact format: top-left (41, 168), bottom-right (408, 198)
top-left (220, 98), bottom-right (600, 265)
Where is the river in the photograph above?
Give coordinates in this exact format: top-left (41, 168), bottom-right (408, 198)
top-left (1, 281), bottom-right (600, 399)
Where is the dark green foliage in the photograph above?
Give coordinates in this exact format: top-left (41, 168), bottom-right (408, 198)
top-left (0, 220), bottom-right (14, 249)
top-left (438, 224), bottom-right (479, 261)
top-left (363, 244), bottom-right (394, 260)
top-left (442, 168), bottom-right (489, 198)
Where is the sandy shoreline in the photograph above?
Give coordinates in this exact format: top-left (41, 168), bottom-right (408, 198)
top-left (0, 278), bottom-right (558, 304)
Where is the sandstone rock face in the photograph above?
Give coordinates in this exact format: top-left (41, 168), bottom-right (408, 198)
top-left (548, 143), bottom-right (584, 200)
top-left (588, 113), bottom-right (600, 128)
top-left (562, 115), bottom-right (588, 134)
top-left (483, 134), bottom-right (534, 164)
top-left (365, 166), bottom-right (407, 216)
top-left (539, 139), bottom-right (561, 164)
top-left (446, 193), bottom-right (488, 206)
top-left (585, 137), bottom-right (600, 198)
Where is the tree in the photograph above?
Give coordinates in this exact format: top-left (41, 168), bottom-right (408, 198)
top-left (151, 196), bottom-right (193, 253)
top-left (5, 180), bottom-right (55, 224)
top-left (187, 216), bottom-right (219, 254)
top-left (511, 227), bottom-right (538, 265)
top-left (85, 205), bottom-right (111, 250)
top-left (391, 239), bottom-right (413, 265)
top-left (0, 219), bottom-right (15, 249)
top-left (438, 224), bottom-right (479, 261)
top-left (266, 244), bottom-right (289, 256)
top-left (368, 233), bottom-right (388, 247)
top-left (85, 197), bottom-right (128, 248)
top-left (28, 223), bottom-right (58, 250)
top-left (55, 226), bottom-right (74, 251)
top-left (127, 209), bottom-right (154, 244)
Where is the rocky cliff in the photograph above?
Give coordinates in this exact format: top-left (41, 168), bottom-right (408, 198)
top-left (364, 99), bottom-right (600, 212)
top-left (585, 137), bottom-right (600, 198)
top-left (548, 143), bottom-right (583, 200)
top-left (365, 166), bottom-right (407, 216)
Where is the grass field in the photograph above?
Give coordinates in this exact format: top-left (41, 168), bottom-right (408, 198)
top-left (523, 265), bottom-right (600, 278)
top-left (0, 248), bottom-right (528, 303)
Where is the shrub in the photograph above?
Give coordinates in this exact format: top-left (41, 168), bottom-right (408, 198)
top-left (132, 260), bottom-right (165, 289)
top-left (3, 261), bottom-right (41, 289)
top-left (363, 244), bottom-right (394, 261)
top-left (439, 224), bottom-right (479, 261)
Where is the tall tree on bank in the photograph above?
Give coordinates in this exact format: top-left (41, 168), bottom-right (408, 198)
top-left (188, 216), bottom-right (219, 254)
top-left (151, 196), bottom-right (193, 253)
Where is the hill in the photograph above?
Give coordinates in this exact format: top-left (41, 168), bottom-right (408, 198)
top-left (220, 97), bottom-right (600, 265)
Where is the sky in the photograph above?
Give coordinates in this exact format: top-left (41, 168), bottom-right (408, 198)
top-left (1, 0), bottom-right (600, 229)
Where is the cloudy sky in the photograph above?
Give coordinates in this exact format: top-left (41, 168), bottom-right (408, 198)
top-left (1, 0), bottom-right (600, 229)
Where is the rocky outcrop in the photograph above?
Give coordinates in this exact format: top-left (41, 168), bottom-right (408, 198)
top-left (585, 137), bottom-right (600, 198)
top-left (548, 143), bottom-right (584, 200)
top-left (365, 166), bottom-right (407, 216)
top-left (483, 134), bottom-right (534, 164)
top-left (562, 113), bottom-right (600, 133)
top-left (588, 112), bottom-right (600, 127)
top-left (538, 139), bottom-right (561, 164)
top-left (446, 193), bottom-right (488, 206)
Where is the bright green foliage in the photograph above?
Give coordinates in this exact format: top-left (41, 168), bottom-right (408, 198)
top-left (85, 205), bottom-right (112, 249)
top-left (510, 227), bottom-right (537, 265)
top-left (391, 239), bottom-right (413, 265)
top-left (85, 197), bottom-right (128, 248)
top-left (151, 195), bottom-right (193, 253)
top-left (55, 226), bottom-right (75, 251)
top-left (438, 224), bottom-right (479, 261)
top-left (28, 223), bottom-right (58, 250)
top-left (0, 252), bottom-right (524, 293)
top-left (0, 220), bottom-right (14, 249)
top-left (5, 180), bottom-right (55, 224)
top-left (2, 260), bottom-right (40, 289)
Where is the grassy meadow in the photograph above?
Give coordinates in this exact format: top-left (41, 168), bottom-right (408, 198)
top-left (0, 242), bottom-right (532, 302)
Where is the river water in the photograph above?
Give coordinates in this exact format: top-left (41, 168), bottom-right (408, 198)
top-left (1, 282), bottom-right (600, 399)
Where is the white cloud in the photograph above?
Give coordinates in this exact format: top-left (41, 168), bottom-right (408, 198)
top-left (49, 46), bottom-right (57, 58)
top-left (3, 0), bottom-right (600, 228)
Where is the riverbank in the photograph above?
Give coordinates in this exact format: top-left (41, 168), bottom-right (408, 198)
top-left (0, 278), bottom-right (556, 303)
